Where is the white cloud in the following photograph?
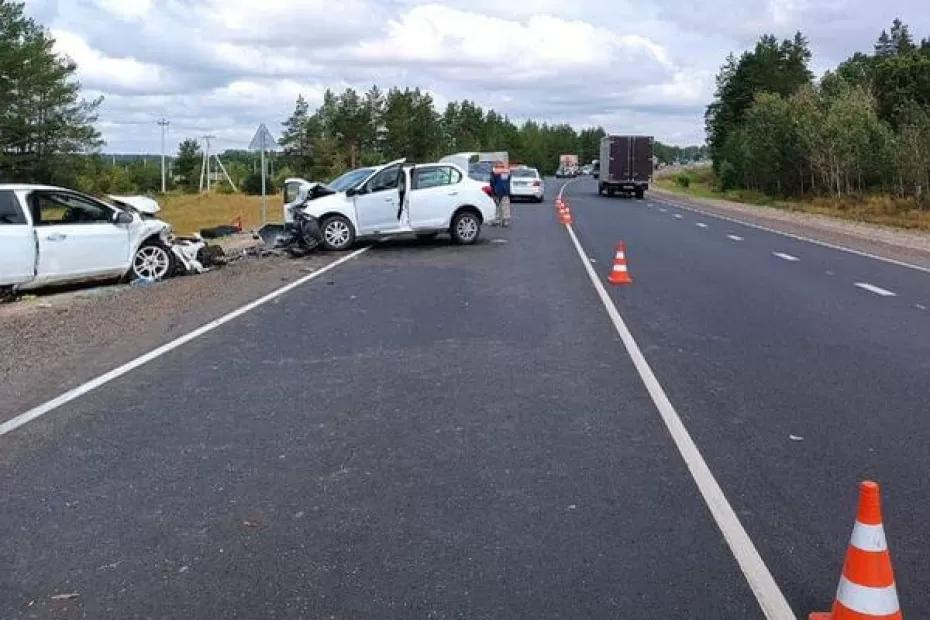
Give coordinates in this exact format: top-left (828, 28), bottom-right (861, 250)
top-left (21, 0), bottom-right (930, 152)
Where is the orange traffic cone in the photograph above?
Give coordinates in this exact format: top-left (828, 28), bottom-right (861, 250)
top-left (607, 243), bottom-right (633, 285)
top-left (810, 481), bottom-right (902, 620)
top-left (559, 205), bottom-right (573, 225)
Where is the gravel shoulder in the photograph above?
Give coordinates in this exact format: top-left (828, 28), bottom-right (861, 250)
top-left (0, 247), bottom-right (343, 420)
top-left (650, 186), bottom-right (930, 270)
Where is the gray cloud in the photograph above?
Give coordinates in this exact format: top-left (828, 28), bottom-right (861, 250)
top-left (20, 0), bottom-right (930, 152)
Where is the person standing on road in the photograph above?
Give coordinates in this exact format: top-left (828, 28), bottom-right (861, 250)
top-left (490, 162), bottom-right (512, 227)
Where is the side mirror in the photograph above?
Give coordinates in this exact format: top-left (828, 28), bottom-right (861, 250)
top-left (114, 211), bottom-right (133, 224)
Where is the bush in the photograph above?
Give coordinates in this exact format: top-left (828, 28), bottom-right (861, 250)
top-left (675, 173), bottom-right (691, 188)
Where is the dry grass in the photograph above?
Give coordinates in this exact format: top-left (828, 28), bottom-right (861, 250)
top-left (157, 192), bottom-right (283, 234)
top-left (656, 169), bottom-right (930, 231)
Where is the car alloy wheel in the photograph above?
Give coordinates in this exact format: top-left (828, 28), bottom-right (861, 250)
top-left (323, 219), bottom-right (352, 249)
top-left (455, 214), bottom-right (479, 242)
top-left (132, 244), bottom-right (171, 280)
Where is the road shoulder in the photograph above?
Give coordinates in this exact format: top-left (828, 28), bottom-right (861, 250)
top-left (650, 186), bottom-right (930, 271)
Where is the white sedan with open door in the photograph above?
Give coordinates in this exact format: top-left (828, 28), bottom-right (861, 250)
top-left (283, 159), bottom-right (497, 251)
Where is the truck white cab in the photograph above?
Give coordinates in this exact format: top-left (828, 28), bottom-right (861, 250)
top-left (0, 184), bottom-right (177, 295)
top-left (284, 159), bottom-right (497, 250)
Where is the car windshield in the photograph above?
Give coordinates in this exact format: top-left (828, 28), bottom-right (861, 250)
top-left (328, 167), bottom-right (376, 192)
top-left (468, 161), bottom-right (492, 181)
top-left (511, 169), bottom-right (538, 178)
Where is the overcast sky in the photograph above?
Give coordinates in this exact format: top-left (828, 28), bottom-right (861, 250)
top-left (20, 0), bottom-right (929, 154)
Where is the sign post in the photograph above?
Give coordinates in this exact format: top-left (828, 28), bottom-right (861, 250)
top-left (249, 123), bottom-right (277, 226)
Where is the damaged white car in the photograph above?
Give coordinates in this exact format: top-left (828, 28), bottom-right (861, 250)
top-left (0, 184), bottom-right (210, 296)
top-left (280, 159), bottom-right (497, 251)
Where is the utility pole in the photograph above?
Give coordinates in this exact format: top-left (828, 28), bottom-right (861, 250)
top-left (200, 135), bottom-right (216, 193)
top-left (157, 118), bottom-right (170, 193)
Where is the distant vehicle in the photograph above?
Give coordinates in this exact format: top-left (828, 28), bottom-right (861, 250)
top-left (510, 167), bottom-right (545, 203)
top-left (597, 135), bottom-right (653, 199)
top-left (559, 154), bottom-right (579, 172)
top-left (1, 185), bottom-right (195, 295)
top-left (284, 159), bottom-right (497, 250)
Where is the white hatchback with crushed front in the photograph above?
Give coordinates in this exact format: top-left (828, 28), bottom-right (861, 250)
top-left (282, 159), bottom-right (497, 250)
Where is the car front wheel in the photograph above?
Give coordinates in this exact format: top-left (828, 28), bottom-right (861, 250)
top-left (131, 241), bottom-right (175, 281)
top-left (450, 211), bottom-right (481, 245)
top-left (320, 216), bottom-right (355, 251)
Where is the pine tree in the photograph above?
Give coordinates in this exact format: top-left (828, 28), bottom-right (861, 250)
top-left (279, 95), bottom-right (314, 176)
top-left (0, 1), bottom-right (102, 183)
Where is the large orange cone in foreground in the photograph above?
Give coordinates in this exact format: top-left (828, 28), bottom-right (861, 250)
top-left (810, 481), bottom-right (902, 620)
top-left (607, 242), bottom-right (632, 285)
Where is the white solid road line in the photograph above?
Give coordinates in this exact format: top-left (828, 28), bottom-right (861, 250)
top-left (659, 208), bottom-right (668, 212)
top-left (563, 224), bottom-right (794, 619)
top-left (674, 214), bottom-right (683, 219)
top-left (653, 196), bottom-right (930, 274)
top-left (0, 247), bottom-right (372, 438)
top-left (854, 282), bottom-right (897, 297)
top-left (772, 252), bottom-right (800, 262)
top-left (696, 222), bottom-right (709, 229)
top-left (727, 234), bottom-right (744, 241)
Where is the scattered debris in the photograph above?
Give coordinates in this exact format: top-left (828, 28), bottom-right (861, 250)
top-left (179, 565), bottom-right (189, 573)
top-left (200, 225), bottom-right (241, 239)
top-left (789, 434), bottom-right (804, 442)
top-left (490, 238), bottom-right (508, 244)
top-left (567, 504), bottom-right (577, 511)
top-left (50, 592), bottom-right (80, 601)
top-left (242, 520), bottom-right (259, 528)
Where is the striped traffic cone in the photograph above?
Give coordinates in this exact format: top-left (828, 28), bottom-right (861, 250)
top-left (607, 242), bottom-right (632, 285)
top-left (559, 204), bottom-right (573, 225)
top-left (810, 481), bottom-right (902, 620)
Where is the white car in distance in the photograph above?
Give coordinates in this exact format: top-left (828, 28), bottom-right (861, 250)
top-left (509, 167), bottom-right (545, 203)
top-left (283, 159), bottom-right (497, 250)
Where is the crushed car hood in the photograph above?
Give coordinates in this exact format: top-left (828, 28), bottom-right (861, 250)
top-left (109, 195), bottom-right (161, 215)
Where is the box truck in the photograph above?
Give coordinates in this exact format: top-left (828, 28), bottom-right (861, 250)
top-left (597, 135), bottom-right (653, 199)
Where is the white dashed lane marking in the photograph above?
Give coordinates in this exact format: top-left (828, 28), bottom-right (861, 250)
top-left (727, 234), bottom-right (744, 241)
top-left (772, 252), bottom-right (800, 262)
top-left (696, 222), bottom-right (708, 229)
top-left (674, 214), bottom-right (683, 220)
top-left (854, 283), bottom-right (897, 297)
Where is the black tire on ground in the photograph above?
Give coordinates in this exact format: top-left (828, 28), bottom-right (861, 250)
top-left (597, 183), bottom-right (604, 196)
top-left (1, 286), bottom-right (14, 303)
top-left (130, 240), bottom-right (176, 281)
top-left (607, 187), bottom-right (616, 197)
top-left (535, 196), bottom-right (545, 203)
top-left (635, 188), bottom-right (645, 200)
top-left (450, 210), bottom-right (481, 245)
top-left (320, 215), bottom-right (356, 251)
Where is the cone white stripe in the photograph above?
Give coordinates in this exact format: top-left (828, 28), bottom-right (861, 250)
top-left (850, 521), bottom-right (888, 552)
top-left (836, 576), bottom-right (900, 615)
top-left (615, 252), bottom-right (626, 259)
top-left (613, 265), bottom-right (628, 272)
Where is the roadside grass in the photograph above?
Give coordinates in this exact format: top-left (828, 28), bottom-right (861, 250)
top-left (655, 167), bottom-right (930, 231)
top-left (158, 192), bottom-right (283, 235)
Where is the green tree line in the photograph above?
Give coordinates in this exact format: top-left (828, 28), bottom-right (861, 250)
top-left (706, 19), bottom-right (930, 206)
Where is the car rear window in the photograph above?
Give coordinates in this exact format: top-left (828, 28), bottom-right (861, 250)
top-left (0, 190), bottom-right (26, 224)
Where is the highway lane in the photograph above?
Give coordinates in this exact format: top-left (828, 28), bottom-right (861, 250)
top-left (0, 200), bottom-right (763, 617)
top-left (564, 177), bottom-right (930, 617)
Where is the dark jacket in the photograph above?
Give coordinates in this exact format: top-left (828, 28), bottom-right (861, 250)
top-left (490, 170), bottom-right (511, 197)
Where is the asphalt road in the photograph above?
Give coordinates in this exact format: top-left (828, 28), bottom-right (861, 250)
top-left (1, 179), bottom-right (928, 618)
